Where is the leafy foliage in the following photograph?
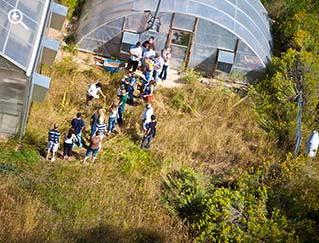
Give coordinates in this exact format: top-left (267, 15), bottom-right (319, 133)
top-left (162, 168), bottom-right (295, 242)
top-left (249, 49), bottom-right (319, 149)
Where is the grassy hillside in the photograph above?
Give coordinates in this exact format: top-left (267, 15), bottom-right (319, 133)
top-left (0, 58), bottom-right (273, 241)
top-left (2, 0), bottom-right (319, 240)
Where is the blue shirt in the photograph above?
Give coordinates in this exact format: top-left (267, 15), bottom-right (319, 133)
top-left (71, 118), bottom-right (85, 134)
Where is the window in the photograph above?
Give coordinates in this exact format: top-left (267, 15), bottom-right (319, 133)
top-left (171, 30), bottom-right (191, 47)
top-left (216, 50), bottom-right (235, 73)
top-left (120, 32), bottom-right (140, 54)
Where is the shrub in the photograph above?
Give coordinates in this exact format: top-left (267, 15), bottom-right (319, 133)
top-left (162, 168), bottom-right (295, 242)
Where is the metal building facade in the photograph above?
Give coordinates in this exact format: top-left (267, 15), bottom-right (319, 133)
top-left (0, 0), bottom-right (67, 137)
top-left (77, 0), bottom-right (272, 76)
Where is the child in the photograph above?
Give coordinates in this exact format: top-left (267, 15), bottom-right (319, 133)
top-left (46, 124), bottom-right (60, 162)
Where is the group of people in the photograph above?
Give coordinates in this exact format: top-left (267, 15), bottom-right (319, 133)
top-left (45, 37), bottom-right (166, 162)
top-left (127, 36), bottom-right (171, 86)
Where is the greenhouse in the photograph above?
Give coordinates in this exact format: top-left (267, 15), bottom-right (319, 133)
top-left (0, 0), bottom-right (67, 137)
top-left (77, 0), bottom-right (272, 77)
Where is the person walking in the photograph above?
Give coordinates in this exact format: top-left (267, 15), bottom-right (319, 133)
top-left (126, 72), bottom-right (137, 104)
top-left (90, 108), bottom-right (99, 137)
top-left (107, 104), bottom-right (118, 134)
top-left (153, 52), bottom-right (164, 82)
top-left (46, 124), bottom-right (60, 162)
top-left (141, 115), bottom-right (157, 149)
top-left (83, 131), bottom-right (102, 163)
top-left (141, 104), bottom-right (154, 131)
top-left (117, 87), bottom-right (128, 126)
top-left (63, 128), bottom-right (78, 160)
top-left (159, 48), bottom-right (171, 81)
top-left (142, 80), bottom-right (155, 103)
top-left (71, 112), bottom-right (86, 148)
top-left (86, 82), bottom-right (106, 105)
top-left (127, 42), bottom-right (143, 72)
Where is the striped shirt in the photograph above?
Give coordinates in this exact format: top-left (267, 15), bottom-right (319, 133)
top-left (96, 123), bottom-right (107, 135)
top-left (48, 129), bottom-right (60, 144)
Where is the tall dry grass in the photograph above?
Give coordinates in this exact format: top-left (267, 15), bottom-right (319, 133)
top-left (0, 60), bottom-right (274, 242)
top-left (151, 82), bottom-right (274, 174)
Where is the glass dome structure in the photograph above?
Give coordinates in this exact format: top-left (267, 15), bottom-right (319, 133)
top-left (77, 0), bottom-right (272, 76)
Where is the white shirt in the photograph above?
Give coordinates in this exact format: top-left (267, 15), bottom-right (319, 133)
top-left (143, 49), bottom-right (156, 59)
top-left (163, 50), bottom-right (171, 65)
top-left (154, 56), bottom-right (164, 71)
top-left (130, 46), bottom-right (143, 61)
top-left (142, 107), bottom-right (154, 124)
top-left (65, 134), bottom-right (77, 144)
top-left (109, 109), bottom-right (118, 118)
top-left (87, 83), bottom-right (101, 98)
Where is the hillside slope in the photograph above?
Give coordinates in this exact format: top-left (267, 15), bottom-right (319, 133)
top-left (0, 59), bottom-right (272, 242)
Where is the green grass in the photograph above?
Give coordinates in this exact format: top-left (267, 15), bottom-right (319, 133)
top-left (0, 59), bottom-right (275, 242)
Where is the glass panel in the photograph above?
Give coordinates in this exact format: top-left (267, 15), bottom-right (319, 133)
top-left (173, 13), bottom-right (195, 31)
top-left (217, 50), bottom-right (234, 64)
top-left (170, 45), bottom-right (187, 69)
top-left (216, 62), bottom-right (232, 73)
top-left (189, 44), bottom-right (217, 75)
top-left (9, 15), bottom-right (37, 45)
top-left (121, 31), bottom-right (140, 53)
top-left (0, 1), bottom-right (12, 29)
top-left (3, 0), bottom-right (17, 6)
top-left (5, 34), bottom-right (32, 67)
top-left (0, 26), bottom-right (7, 51)
top-left (171, 30), bottom-right (191, 47)
top-left (122, 31), bottom-right (139, 44)
top-left (17, 0), bottom-right (44, 22)
top-left (125, 13), bottom-right (148, 32)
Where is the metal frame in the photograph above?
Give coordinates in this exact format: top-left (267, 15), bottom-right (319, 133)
top-left (77, 0), bottom-right (272, 67)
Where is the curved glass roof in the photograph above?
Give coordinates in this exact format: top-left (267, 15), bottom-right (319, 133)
top-left (78, 0), bottom-right (272, 66)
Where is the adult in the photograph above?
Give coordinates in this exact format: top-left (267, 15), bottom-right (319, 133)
top-left (141, 104), bottom-right (154, 131)
top-left (141, 115), bottom-right (157, 149)
top-left (98, 109), bottom-right (106, 126)
top-left (142, 80), bottom-right (155, 104)
top-left (83, 131), bottom-right (102, 163)
top-left (126, 72), bottom-right (137, 104)
top-left (46, 124), bottom-right (60, 162)
top-left (127, 41), bottom-right (143, 72)
top-left (144, 57), bottom-right (155, 82)
top-left (71, 112), bottom-right (86, 148)
top-left (159, 48), bottom-right (171, 81)
top-left (90, 108), bottom-right (99, 136)
top-left (117, 87), bottom-right (128, 126)
top-left (153, 52), bottom-right (164, 82)
top-left (63, 128), bottom-right (78, 160)
top-left (86, 82), bottom-right (106, 105)
top-left (143, 46), bottom-right (156, 60)
top-left (107, 104), bottom-right (118, 134)
top-left (142, 36), bottom-right (155, 50)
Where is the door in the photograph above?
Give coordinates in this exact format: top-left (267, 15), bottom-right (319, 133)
top-left (169, 29), bottom-right (192, 69)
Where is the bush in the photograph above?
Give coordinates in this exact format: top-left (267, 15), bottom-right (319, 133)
top-left (162, 168), bottom-right (296, 242)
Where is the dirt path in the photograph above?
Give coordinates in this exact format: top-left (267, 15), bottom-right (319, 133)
top-left (156, 69), bottom-right (184, 88)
